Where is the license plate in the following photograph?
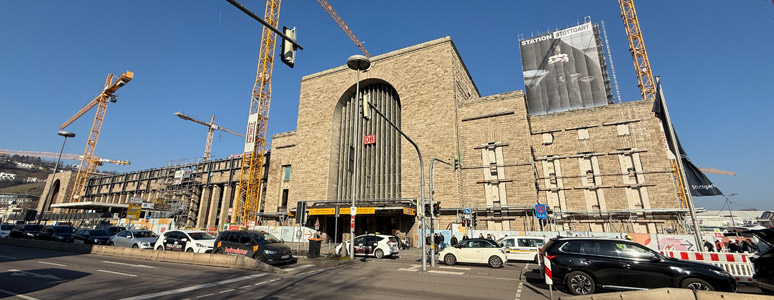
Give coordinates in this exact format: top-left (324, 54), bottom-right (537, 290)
top-left (281, 255), bottom-right (289, 259)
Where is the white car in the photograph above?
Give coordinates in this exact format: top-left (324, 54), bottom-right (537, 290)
top-left (336, 234), bottom-right (400, 258)
top-left (109, 230), bottom-right (159, 249)
top-left (154, 230), bottom-right (215, 253)
top-left (438, 238), bottom-right (506, 268)
top-left (0, 224), bottom-right (14, 238)
top-left (497, 236), bottom-right (545, 262)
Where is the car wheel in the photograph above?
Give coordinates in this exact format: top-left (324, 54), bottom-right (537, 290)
top-left (566, 271), bottom-right (595, 295)
top-left (254, 252), bottom-right (266, 263)
top-left (374, 249), bottom-right (384, 259)
top-left (132, 244), bottom-right (139, 249)
top-left (681, 278), bottom-right (714, 291)
top-left (534, 254), bottom-right (540, 264)
top-left (444, 254), bottom-right (457, 265)
top-left (107, 241), bottom-right (114, 246)
top-left (488, 256), bottom-right (503, 268)
top-left (186, 248), bottom-right (194, 253)
top-left (213, 248), bottom-right (223, 254)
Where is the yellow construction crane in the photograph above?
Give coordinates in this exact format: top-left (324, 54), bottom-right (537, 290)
top-left (618, 0), bottom-right (656, 101)
top-left (59, 71), bottom-right (133, 203)
top-left (0, 149), bottom-right (130, 167)
top-left (315, 0), bottom-right (370, 57)
top-left (174, 111), bottom-right (245, 161)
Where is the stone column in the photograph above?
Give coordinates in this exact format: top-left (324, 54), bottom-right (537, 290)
top-left (207, 185), bottom-right (222, 229)
top-left (219, 185), bottom-right (233, 227)
top-left (196, 187), bottom-right (212, 228)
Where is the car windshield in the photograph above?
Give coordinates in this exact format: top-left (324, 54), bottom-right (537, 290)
top-left (54, 227), bottom-right (75, 233)
top-left (88, 230), bottom-right (110, 236)
top-left (250, 232), bottom-right (281, 244)
top-left (189, 232), bottom-right (215, 240)
top-left (134, 231), bottom-right (157, 238)
top-left (25, 225), bottom-right (44, 231)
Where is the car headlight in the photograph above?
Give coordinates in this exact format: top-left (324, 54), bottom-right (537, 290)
top-left (141, 242), bottom-right (151, 246)
top-left (94, 239), bottom-right (100, 243)
top-left (196, 243), bottom-right (208, 248)
top-left (499, 249), bottom-right (505, 254)
top-left (264, 249), bottom-right (277, 254)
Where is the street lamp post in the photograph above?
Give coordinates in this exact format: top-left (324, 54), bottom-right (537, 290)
top-left (724, 193), bottom-right (738, 227)
top-left (38, 131), bottom-right (75, 225)
top-left (429, 158), bottom-right (452, 267)
top-left (347, 54), bottom-right (371, 260)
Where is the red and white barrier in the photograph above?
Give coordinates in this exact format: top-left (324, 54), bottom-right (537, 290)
top-left (660, 250), bottom-right (755, 283)
top-left (544, 254), bottom-right (553, 285)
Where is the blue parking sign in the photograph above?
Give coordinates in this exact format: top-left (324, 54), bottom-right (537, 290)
top-left (535, 204), bottom-right (547, 219)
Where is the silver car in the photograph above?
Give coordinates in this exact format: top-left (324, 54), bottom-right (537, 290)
top-left (109, 230), bottom-right (158, 249)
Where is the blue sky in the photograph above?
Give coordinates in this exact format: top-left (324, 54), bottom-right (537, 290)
top-left (1, 1), bottom-right (772, 211)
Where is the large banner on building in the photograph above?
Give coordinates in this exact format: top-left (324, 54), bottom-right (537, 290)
top-left (519, 22), bottom-right (610, 115)
top-left (243, 112), bottom-right (259, 153)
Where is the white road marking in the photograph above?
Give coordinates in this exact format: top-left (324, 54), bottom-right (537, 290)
top-left (38, 261), bottom-right (66, 267)
top-left (97, 270), bottom-right (137, 277)
top-left (438, 266), bottom-right (470, 270)
top-left (239, 285), bottom-right (252, 289)
top-left (218, 289), bottom-right (234, 294)
top-left (9, 269), bottom-right (62, 280)
top-left (0, 255), bottom-right (17, 259)
top-left (120, 274), bottom-right (268, 300)
top-left (398, 264), bottom-right (422, 272)
top-left (514, 281), bottom-right (524, 300)
top-left (0, 288), bottom-right (40, 300)
top-left (196, 293), bottom-right (214, 298)
top-left (428, 270), bottom-right (464, 275)
top-left (102, 260), bottom-right (156, 268)
top-left (283, 265), bottom-right (312, 272)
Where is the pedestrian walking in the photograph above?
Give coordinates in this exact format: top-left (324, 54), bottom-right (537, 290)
top-left (703, 240), bottom-right (715, 252)
top-left (479, 233), bottom-right (484, 239)
top-left (462, 234), bottom-right (469, 241)
top-left (741, 239), bottom-right (755, 253)
top-left (486, 234), bottom-right (495, 243)
top-left (715, 240), bottom-right (723, 252)
top-left (451, 235), bottom-right (459, 247)
top-left (439, 233), bottom-right (445, 250)
top-left (728, 240), bottom-right (740, 253)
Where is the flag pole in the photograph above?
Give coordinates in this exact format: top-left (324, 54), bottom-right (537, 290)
top-left (655, 76), bottom-right (704, 251)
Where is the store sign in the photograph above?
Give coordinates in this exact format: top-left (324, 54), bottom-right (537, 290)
top-left (309, 208), bottom-right (336, 215)
top-left (402, 207), bottom-right (415, 216)
top-left (339, 207), bottom-right (376, 215)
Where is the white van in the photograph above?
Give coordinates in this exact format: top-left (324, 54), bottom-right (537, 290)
top-left (496, 236), bottom-right (545, 262)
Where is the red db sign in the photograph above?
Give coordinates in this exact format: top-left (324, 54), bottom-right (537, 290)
top-left (363, 134), bottom-right (376, 145)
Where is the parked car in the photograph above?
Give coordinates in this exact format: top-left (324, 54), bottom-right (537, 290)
top-left (214, 230), bottom-right (294, 265)
top-left (35, 226), bottom-right (76, 242)
top-left (72, 229), bottom-right (112, 245)
top-left (154, 230), bottom-right (215, 253)
top-left (100, 226), bottom-right (126, 236)
top-left (0, 224), bottom-right (15, 238)
top-left (109, 230), bottom-right (158, 249)
top-left (747, 229), bottom-right (774, 294)
top-left (438, 238), bottom-right (506, 268)
top-left (9, 224), bottom-right (44, 239)
top-left (497, 236), bottom-right (545, 262)
top-left (335, 234), bottom-right (400, 258)
top-left (539, 237), bottom-right (736, 295)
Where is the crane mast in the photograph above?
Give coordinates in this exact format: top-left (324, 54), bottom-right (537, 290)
top-left (61, 71), bottom-right (133, 203)
top-left (174, 111), bottom-right (245, 161)
top-left (235, 0), bottom-right (281, 225)
top-left (618, 0), bottom-right (656, 101)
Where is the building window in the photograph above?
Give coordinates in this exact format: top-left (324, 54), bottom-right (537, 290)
top-left (577, 128), bottom-right (589, 140)
top-left (282, 165), bottom-right (291, 181)
top-left (281, 189), bottom-right (289, 207)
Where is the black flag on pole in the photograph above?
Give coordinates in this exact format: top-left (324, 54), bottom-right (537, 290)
top-left (652, 81), bottom-right (723, 197)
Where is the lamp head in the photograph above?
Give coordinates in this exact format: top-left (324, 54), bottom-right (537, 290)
top-left (57, 131), bottom-right (75, 138)
top-left (347, 55), bottom-right (371, 71)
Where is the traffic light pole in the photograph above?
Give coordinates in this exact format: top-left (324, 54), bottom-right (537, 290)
top-left (366, 101), bottom-right (427, 271)
top-left (429, 158), bottom-right (452, 267)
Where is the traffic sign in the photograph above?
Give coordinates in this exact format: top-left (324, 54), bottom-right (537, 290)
top-left (464, 208), bottom-right (471, 214)
top-left (350, 206), bottom-right (357, 216)
top-left (535, 204), bottom-right (547, 219)
top-left (314, 217), bottom-right (320, 230)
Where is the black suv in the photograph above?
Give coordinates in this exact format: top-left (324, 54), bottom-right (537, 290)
top-left (36, 226), bottom-right (76, 242)
top-left (539, 237), bottom-right (736, 295)
top-left (214, 230), bottom-right (294, 265)
top-left (72, 229), bottom-right (112, 245)
top-left (9, 224), bottom-right (44, 239)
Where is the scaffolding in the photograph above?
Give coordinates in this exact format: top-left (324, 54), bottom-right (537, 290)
top-left (157, 157), bottom-right (203, 227)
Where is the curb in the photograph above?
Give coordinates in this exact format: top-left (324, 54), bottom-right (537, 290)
top-left (0, 238), bottom-right (285, 274)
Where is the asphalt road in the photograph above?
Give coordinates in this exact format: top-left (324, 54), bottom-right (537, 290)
top-left (0, 244), bottom-right (766, 300)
